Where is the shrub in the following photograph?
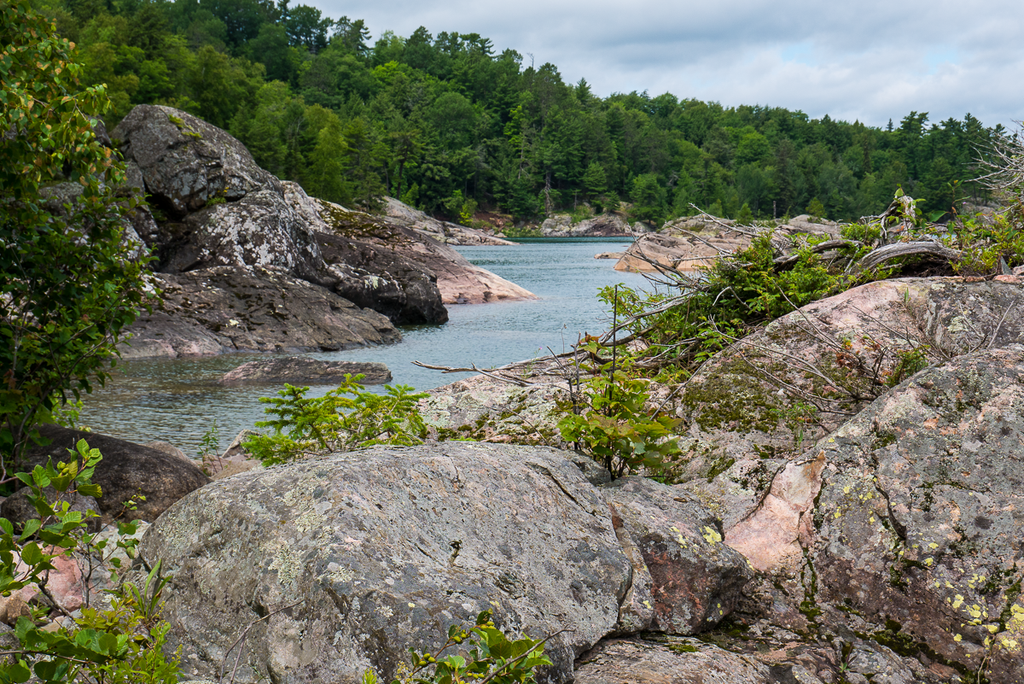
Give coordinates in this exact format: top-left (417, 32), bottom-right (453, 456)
top-left (243, 375), bottom-right (429, 465)
top-left (0, 439), bottom-right (180, 684)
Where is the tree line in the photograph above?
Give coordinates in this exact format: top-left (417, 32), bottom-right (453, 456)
top-left (38, 0), bottom-right (1008, 225)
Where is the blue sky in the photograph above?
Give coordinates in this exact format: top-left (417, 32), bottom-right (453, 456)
top-left (308, 0), bottom-right (1022, 131)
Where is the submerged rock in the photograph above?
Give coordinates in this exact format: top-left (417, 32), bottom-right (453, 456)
top-left (218, 357), bottom-right (391, 385)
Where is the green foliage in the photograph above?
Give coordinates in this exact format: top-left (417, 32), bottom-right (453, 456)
top-left (942, 210), bottom-right (1024, 276)
top-left (0, 439), bottom-right (180, 684)
top-left (598, 223), bottom-right (894, 379)
top-left (377, 609), bottom-right (553, 684)
top-left (806, 197), bottom-right (827, 218)
top-left (243, 375), bottom-right (429, 465)
top-left (0, 1), bottom-right (152, 473)
top-left (558, 343), bottom-right (681, 479)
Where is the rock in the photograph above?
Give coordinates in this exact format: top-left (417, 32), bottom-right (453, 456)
top-left (419, 373), bottom-right (565, 444)
top-left (139, 443), bottom-right (633, 684)
top-left (318, 226), bottom-right (449, 324)
top-left (574, 637), bottom-right (775, 684)
top-left (797, 346), bottom-right (1024, 683)
top-left (383, 197), bottom-right (514, 246)
top-left (113, 105), bottom-right (280, 218)
top-left (540, 214), bottom-right (639, 238)
top-left (14, 425), bottom-right (209, 523)
top-left (318, 203), bottom-right (535, 307)
top-left (1, 486), bottom-right (102, 533)
top-left (218, 357), bottom-right (391, 385)
top-left (670, 277), bottom-right (1024, 531)
top-left (0, 595), bottom-right (31, 627)
top-left (614, 215), bottom-right (838, 273)
top-left (593, 251), bottom-right (624, 260)
top-left (143, 441), bottom-right (194, 465)
top-left (603, 478), bottom-right (753, 635)
top-left (206, 429), bottom-right (262, 480)
top-left (160, 188), bottom-right (326, 284)
top-left (119, 266), bottom-right (399, 358)
top-left (616, 229), bottom-right (745, 273)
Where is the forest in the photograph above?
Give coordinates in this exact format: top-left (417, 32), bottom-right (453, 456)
top-left (34, 0), bottom-right (1010, 226)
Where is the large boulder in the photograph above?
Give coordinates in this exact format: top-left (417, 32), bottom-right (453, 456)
top-left (119, 266), bottom-right (399, 358)
top-left (603, 478), bottom-right (752, 635)
top-left (140, 443), bottom-right (749, 684)
top-left (800, 345), bottom-right (1024, 683)
top-left (160, 188), bottom-right (326, 284)
top-left (113, 104), bottom-right (280, 218)
top-left (140, 444), bottom-right (633, 684)
top-left (670, 276), bottom-right (1024, 530)
top-left (9, 425), bottom-right (209, 523)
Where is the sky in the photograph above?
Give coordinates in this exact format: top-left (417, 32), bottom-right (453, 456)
top-left (308, 0), bottom-right (1023, 132)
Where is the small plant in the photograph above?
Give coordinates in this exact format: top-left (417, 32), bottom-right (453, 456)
top-left (0, 439), bottom-right (180, 684)
top-left (243, 375), bottom-right (429, 466)
top-left (368, 609), bottom-right (553, 684)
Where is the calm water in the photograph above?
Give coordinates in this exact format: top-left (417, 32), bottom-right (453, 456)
top-left (79, 239), bottom-right (654, 454)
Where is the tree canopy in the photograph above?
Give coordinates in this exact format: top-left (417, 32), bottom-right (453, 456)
top-left (34, 0), bottom-right (1008, 224)
top-left (1, 0), bottom-right (151, 473)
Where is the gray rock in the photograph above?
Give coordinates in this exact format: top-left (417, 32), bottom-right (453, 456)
top-left (15, 425), bottom-right (209, 523)
top-left (803, 345), bottom-right (1024, 683)
top-left (113, 104), bottom-right (280, 218)
top-left (163, 189), bottom-right (325, 284)
top-left (140, 443), bottom-right (633, 684)
top-left (574, 637), bottom-right (775, 684)
top-left (119, 266), bottom-right (399, 358)
top-left (218, 357), bottom-right (391, 385)
top-left (603, 478), bottom-right (752, 635)
top-left (671, 277), bottom-right (1024, 534)
top-left (317, 203), bottom-right (534, 307)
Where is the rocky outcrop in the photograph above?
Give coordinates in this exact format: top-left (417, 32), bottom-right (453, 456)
top-left (614, 214), bottom-right (840, 273)
top-left (383, 197), bottom-right (513, 246)
top-left (670, 276), bottom-right (1024, 531)
top-left (218, 357), bottom-right (391, 385)
top-left (540, 214), bottom-right (640, 238)
top-left (800, 346), bottom-right (1024, 682)
top-left (318, 204), bottom-right (535, 306)
top-left (9, 425), bottom-right (208, 523)
top-left (114, 104), bottom-right (281, 218)
top-left (140, 443), bottom-right (750, 684)
top-left (119, 266), bottom-right (398, 358)
top-left (112, 105), bottom-right (536, 353)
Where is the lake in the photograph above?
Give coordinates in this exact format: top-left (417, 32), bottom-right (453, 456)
top-left (79, 238), bottom-right (657, 455)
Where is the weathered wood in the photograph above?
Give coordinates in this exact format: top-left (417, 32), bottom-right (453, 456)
top-left (856, 241), bottom-right (962, 270)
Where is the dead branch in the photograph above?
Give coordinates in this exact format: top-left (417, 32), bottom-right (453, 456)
top-left (773, 239), bottom-right (864, 268)
top-left (856, 241), bottom-right (962, 271)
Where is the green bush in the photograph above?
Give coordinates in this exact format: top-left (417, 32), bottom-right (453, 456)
top-left (243, 375), bottom-right (429, 465)
top-left (0, 439), bottom-right (180, 684)
top-left (557, 343), bottom-right (681, 479)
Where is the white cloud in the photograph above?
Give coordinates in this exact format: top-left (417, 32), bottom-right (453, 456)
top-left (311, 0), bottom-right (1024, 130)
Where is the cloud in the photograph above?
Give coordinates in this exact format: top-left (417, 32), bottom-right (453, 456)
top-left (311, 0), bottom-right (1023, 130)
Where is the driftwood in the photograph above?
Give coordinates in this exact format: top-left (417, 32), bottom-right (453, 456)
top-left (856, 241), bottom-right (962, 271)
top-left (772, 239), bottom-right (864, 268)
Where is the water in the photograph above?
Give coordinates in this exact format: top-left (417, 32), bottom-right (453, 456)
top-left (79, 238), bottom-right (655, 454)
